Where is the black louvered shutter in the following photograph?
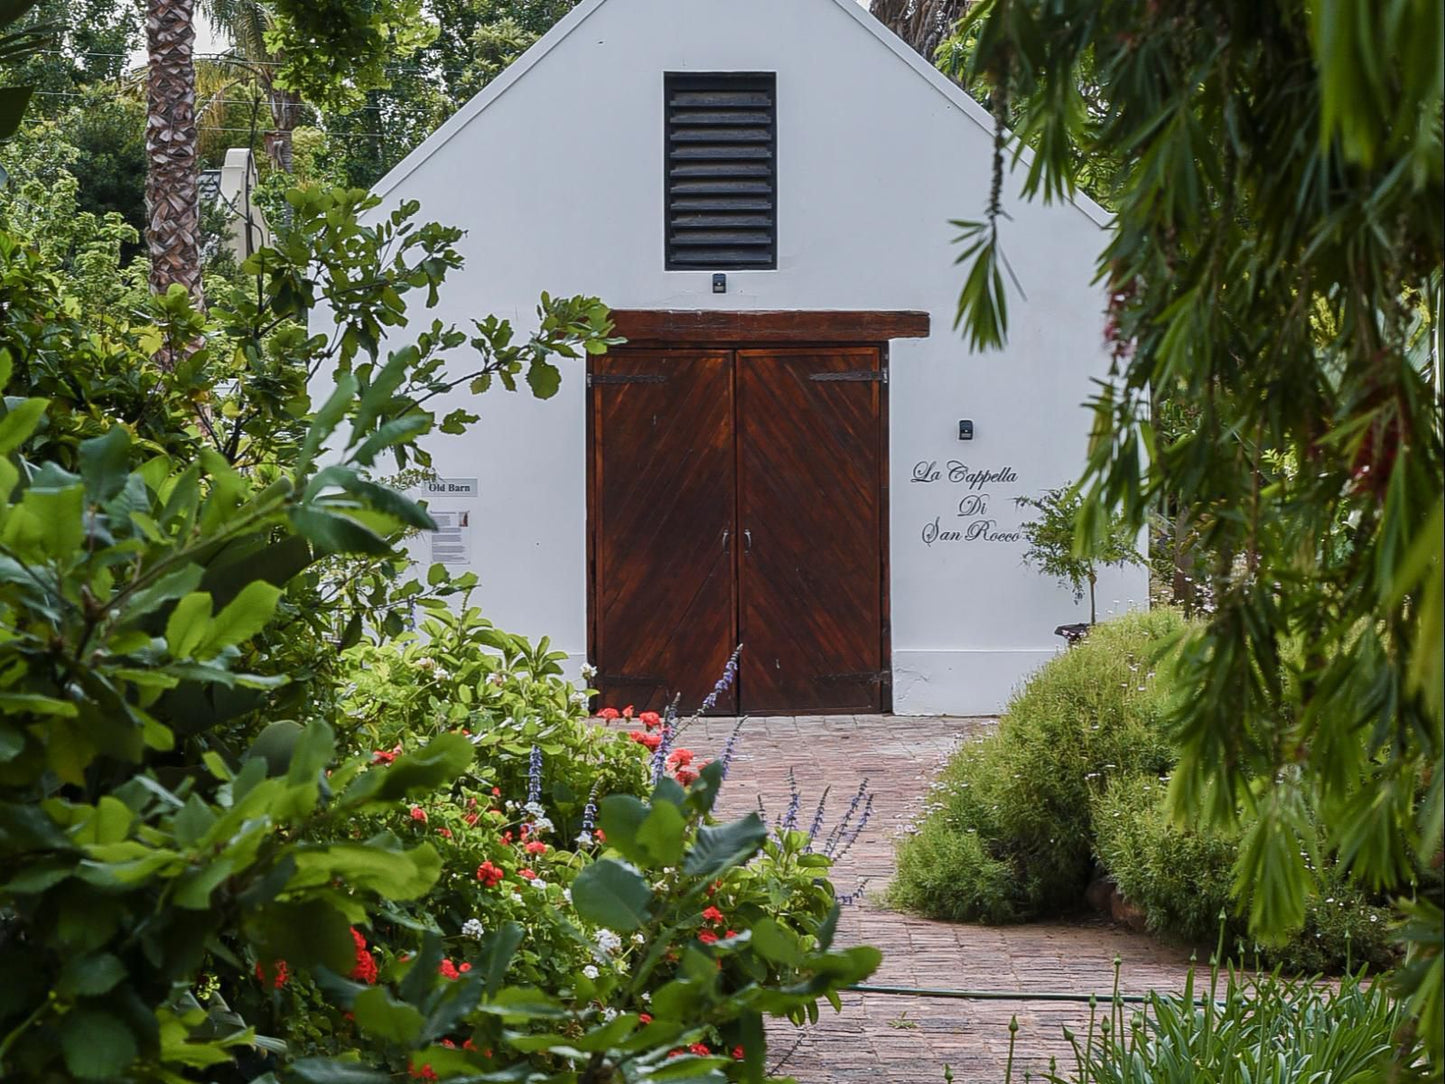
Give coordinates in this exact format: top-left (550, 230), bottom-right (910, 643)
top-left (665, 72), bottom-right (777, 270)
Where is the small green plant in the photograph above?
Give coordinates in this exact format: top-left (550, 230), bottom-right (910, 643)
top-left (888, 1011), bottom-right (918, 1030)
top-left (1034, 941), bottom-right (1428, 1083)
top-left (1016, 485), bottom-right (1145, 625)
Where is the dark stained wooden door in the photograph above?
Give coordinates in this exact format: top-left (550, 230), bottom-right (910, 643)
top-left (591, 349), bottom-right (737, 713)
top-left (735, 348), bottom-right (884, 713)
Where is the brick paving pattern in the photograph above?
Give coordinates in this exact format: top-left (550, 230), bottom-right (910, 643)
top-left (677, 715), bottom-right (1196, 1084)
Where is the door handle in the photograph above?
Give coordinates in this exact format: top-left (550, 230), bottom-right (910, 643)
top-left (744, 529), bottom-right (753, 553)
top-left (721, 528), bottom-right (730, 552)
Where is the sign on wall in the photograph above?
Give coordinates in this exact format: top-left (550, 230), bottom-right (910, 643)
top-left (910, 460), bottom-right (1026, 546)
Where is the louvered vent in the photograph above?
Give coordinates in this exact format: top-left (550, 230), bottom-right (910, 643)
top-left (665, 72), bottom-right (777, 270)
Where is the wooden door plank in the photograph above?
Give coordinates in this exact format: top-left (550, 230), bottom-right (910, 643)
top-left (736, 347), bottom-right (884, 713)
top-left (591, 349), bottom-right (737, 714)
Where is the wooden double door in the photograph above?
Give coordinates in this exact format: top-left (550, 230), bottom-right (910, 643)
top-left (589, 346), bottom-right (888, 715)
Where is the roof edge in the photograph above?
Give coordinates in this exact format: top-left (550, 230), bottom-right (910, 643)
top-left (368, 0), bottom-right (611, 205)
top-left (369, 0), bottom-right (1113, 231)
top-left (825, 0), bottom-right (1113, 230)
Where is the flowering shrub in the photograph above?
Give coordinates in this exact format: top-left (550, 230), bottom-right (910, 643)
top-left (337, 598), bottom-right (651, 842)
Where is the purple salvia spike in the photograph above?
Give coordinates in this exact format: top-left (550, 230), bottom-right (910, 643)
top-left (718, 717), bottom-right (746, 781)
top-left (805, 786), bottom-right (832, 851)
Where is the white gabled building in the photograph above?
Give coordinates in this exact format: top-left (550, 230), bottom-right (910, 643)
top-left (348, 0), bottom-right (1147, 716)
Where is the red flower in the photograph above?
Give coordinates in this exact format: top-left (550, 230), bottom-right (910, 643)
top-left (409, 806), bottom-right (427, 823)
top-left (637, 732), bottom-right (662, 751)
top-left (500, 830), bottom-right (514, 845)
top-left (437, 827), bottom-right (453, 839)
top-left (667, 748), bottom-right (694, 768)
top-left (438, 959), bottom-right (460, 980)
top-left (408, 1062), bottom-right (438, 1081)
top-left (254, 959), bottom-right (289, 988)
top-left (725, 929), bottom-right (739, 938)
top-left (638, 1013), bottom-right (653, 1025)
top-left (732, 1045), bottom-right (745, 1060)
top-left (524, 840), bottom-right (548, 855)
top-left (595, 828), bottom-right (606, 842)
top-left (441, 1039), bottom-right (457, 1049)
top-left (701, 906), bottom-right (726, 924)
top-left (697, 929), bottom-right (719, 944)
top-left (371, 747), bottom-right (399, 765)
top-left (639, 711), bottom-right (662, 729)
top-left (476, 861), bottom-right (504, 887)
top-left (689, 1043), bottom-right (711, 1056)
top-left (518, 868), bottom-right (537, 880)
top-left (491, 786), bottom-right (502, 796)
top-left (675, 766), bottom-right (699, 785)
top-left (598, 708), bottom-right (620, 720)
top-left (349, 928), bottom-right (378, 984)
top-left (464, 812), bottom-right (479, 826)
top-left (622, 705), bottom-right (635, 719)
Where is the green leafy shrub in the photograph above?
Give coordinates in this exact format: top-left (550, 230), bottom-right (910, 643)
top-left (1037, 958), bottom-right (1428, 1083)
top-left (1092, 775), bottom-right (1396, 974)
top-left (0, 183), bottom-right (879, 1081)
top-left (336, 598), bottom-right (651, 842)
top-left (891, 610), bottom-right (1181, 921)
top-left (892, 609), bottom-right (1396, 973)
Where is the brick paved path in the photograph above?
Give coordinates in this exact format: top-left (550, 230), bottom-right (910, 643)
top-left (679, 715), bottom-right (1197, 1084)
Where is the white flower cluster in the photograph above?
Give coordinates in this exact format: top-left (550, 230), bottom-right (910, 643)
top-left (594, 929), bottom-right (622, 955)
top-left (580, 662), bottom-right (598, 681)
top-left (582, 965), bottom-right (600, 979)
top-left (461, 918), bottom-right (486, 940)
top-left (575, 831), bottom-right (594, 847)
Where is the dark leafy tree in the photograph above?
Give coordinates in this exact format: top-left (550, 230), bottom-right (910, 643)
top-left (953, 0), bottom-right (1443, 1065)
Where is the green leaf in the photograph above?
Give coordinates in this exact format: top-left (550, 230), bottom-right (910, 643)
top-left (570, 857), bottom-right (653, 931)
top-left (682, 813), bottom-right (767, 879)
top-left (200, 580), bottom-right (283, 656)
top-left (289, 506), bottom-right (392, 556)
top-left (288, 1059), bottom-right (391, 1084)
top-left (525, 358), bottom-right (561, 399)
top-left (747, 917), bottom-right (801, 967)
top-left (0, 398), bottom-right (46, 456)
top-left (352, 986), bottom-right (425, 1045)
top-left (343, 732), bottom-right (474, 805)
top-left (635, 800), bottom-right (687, 868)
top-left (475, 921), bottom-right (524, 995)
top-left (597, 794), bottom-right (649, 865)
top-left (59, 1008), bottom-right (137, 1080)
top-left (77, 426), bottom-right (132, 504)
top-left (297, 372), bottom-right (358, 474)
top-left (165, 592), bottom-right (213, 658)
top-left (56, 953), bottom-right (127, 998)
top-left (287, 841), bottom-right (440, 900)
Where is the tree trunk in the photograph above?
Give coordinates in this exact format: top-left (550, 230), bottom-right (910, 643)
top-left (263, 85), bottom-right (302, 173)
top-left (869, 0), bottom-right (969, 61)
top-left (145, 0), bottom-right (203, 310)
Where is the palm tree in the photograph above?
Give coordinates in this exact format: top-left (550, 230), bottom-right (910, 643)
top-left (145, 0), bottom-right (203, 304)
top-left (200, 0), bottom-right (303, 172)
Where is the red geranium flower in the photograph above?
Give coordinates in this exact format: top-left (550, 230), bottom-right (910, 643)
top-left (598, 708), bottom-right (620, 720)
top-left (524, 840), bottom-right (548, 855)
top-left (408, 1062), bottom-right (438, 1081)
top-left (371, 747), bottom-right (399, 765)
top-left (464, 812), bottom-right (479, 826)
top-left (409, 806), bottom-right (427, 823)
top-left (476, 861), bottom-right (504, 887)
top-left (689, 1043), bottom-right (711, 1056)
top-left (349, 928), bottom-right (378, 984)
top-left (667, 748), bottom-right (694, 767)
top-left (638, 1013), bottom-right (653, 1025)
top-left (622, 705), bottom-right (635, 719)
top-left (638, 732), bottom-right (662, 751)
top-left (518, 868), bottom-right (537, 880)
top-left (697, 929), bottom-right (719, 944)
top-left (639, 711), bottom-right (662, 729)
top-left (437, 827), bottom-right (453, 839)
top-left (254, 959), bottom-right (289, 988)
top-left (732, 1045), bottom-right (745, 1060)
top-left (701, 906), bottom-right (726, 924)
top-left (675, 766), bottom-right (699, 785)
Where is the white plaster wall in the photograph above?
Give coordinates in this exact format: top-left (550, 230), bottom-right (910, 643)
top-left (337, 0), bottom-right (1149, 715)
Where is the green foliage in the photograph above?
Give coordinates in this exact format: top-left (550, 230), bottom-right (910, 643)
top-left (892, 610), bottom-right (1397, 974)
top-left (1016, 484), bottom-right (1144, 624)
top-left (892, 611), bottom-right (1181, 922)
top-left (1045, 962), bottom-right (1429, 1084)
top-left (266, 0), bottom-right (437, 114)
top-left (0, 174), bottom-right (877, 1079)
top-left (1092, 776), bottom-right (1395, 975)
top-left (952, 0), bottom-right (1443, 1059)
